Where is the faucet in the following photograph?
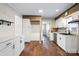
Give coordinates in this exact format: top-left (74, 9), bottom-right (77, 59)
top-left (66, 27), bottom-right (70, 34)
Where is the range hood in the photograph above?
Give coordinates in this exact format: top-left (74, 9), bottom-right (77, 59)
top-left (68, 19), bottom-right (79, 24)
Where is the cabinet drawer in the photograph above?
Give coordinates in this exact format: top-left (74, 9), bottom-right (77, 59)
top-left (0, 40), bottom-right (13, 51)
top-left (0, 45), bottom-right (13, 56)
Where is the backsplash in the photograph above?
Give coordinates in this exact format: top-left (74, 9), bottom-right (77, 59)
top-left (57, 28), bottom-right (66, 33)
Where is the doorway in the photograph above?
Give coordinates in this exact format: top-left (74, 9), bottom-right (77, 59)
top-left (43, 23), bottom-right (50, 39)
top-left (41, 22), bottom-right (51, 47)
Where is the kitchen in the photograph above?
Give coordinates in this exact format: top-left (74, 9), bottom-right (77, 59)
top-left (51, 4), bottom-right (79, 55)
top-left (0, 3), bottom-right (79, 56)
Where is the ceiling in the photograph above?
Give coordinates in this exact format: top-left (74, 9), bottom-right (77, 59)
top-left (8, 3), bottom-right (74, 18)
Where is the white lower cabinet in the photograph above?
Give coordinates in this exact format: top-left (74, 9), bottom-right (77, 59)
top-left (0, 36), bottom-right (24, 56)
top-left (57, 34), bottom-right (77, 53)
top-left (20, 37), bottom-right (24, 54)
top-left (0, 39), bottom-right (14, 56)
top-left (57, 34), bottom-right (61, 47)
top-left (65, 35), bottom-right (77, 53)
top-left (60, 35), bottom-right (65, 50)
top-left (14, 37), bottom-right (21, 56)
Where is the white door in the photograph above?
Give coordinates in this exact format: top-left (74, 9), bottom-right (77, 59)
top-left (23, 19), bottom-right (32, 42)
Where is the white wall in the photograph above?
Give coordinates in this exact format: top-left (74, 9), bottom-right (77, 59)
top-left (0, 3), bottom-right (22, 42)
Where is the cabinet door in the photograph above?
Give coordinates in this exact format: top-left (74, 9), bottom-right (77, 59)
top-left (58, 35), bottom-right (62, 48)
top-left (60, 35), bottom-right (65, 50)
top-left (66, 36), bottom-right (77, 53)
top-left (55, 18), bottom-right (67, 27)
top-left (55, 20), bottom-right (58, 27)
top-left (56, 19), bottom-right (60, 27)
top-left (57, 34), bottom-right (61, 47)
top-left (20, 36), bottom-right (24, 53)
top-left (58, 18), bottom-right (62, 27)
top-left (77, 36), bottom-right (79, 53)
top-left (14, 37), bottom-right (21, 56)
top-left (50, 33), bottom-right (54, 41)
top-left (57, 34), bottom-right (65, 50)
top-left (62, 18), bottom-right (67, 27)
top-left (55, 18), bottom-right (62, 27)
top-left (0, 40), bottom-right (14, 56)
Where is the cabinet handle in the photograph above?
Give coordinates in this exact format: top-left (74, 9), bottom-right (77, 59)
top-left (13, 44), bottom-right (15, 49)
top-left (6, 42), bottom-right (11, 46)
top-left (20, 40), bottom-right (22, 43)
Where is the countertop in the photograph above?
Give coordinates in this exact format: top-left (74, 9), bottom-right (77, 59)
top-left (59, 33), bottom-right (76, 36)
top-left (51, 32), bottom-right (77, 36)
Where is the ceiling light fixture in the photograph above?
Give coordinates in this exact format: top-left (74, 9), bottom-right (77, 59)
top-left (56, 9), bottom-right (59, 12)
top-left (38, 10), bottom-right (43, 13)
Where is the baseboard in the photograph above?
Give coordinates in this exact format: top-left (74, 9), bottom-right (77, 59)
top-left (53, 41), bottom-right (66, 52)
top-left (78, 51), bottom-right (79, 53)
top-left (66, 53), bottom-right (79, 56)
top-left (25, 41), bottom-right (43, 44)
top-left (25, 42), bottom-right (30, 44)
top-left (77, 51), bottom-right (79, 55)
top-left (19, 50), bottom-right (24, 56)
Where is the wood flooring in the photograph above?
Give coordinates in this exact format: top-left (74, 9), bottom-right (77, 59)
top-left (20, 41), bottom-right (66, 56)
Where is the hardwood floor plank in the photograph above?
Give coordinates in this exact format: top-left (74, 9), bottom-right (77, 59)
top-left (20, 41), bottom-right (79, 56)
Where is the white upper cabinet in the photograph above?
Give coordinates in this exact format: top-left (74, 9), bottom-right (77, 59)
top-left (71, 11), bottom-right (79, 20)
top-left (55, 17), bottom-right (67, 28)
top-left (55, 11), bottom-right (79, 28)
